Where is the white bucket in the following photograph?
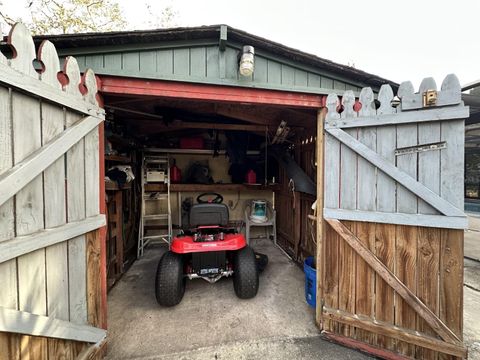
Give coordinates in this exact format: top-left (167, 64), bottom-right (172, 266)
top-left (250, 200), bottom-right (267, 223)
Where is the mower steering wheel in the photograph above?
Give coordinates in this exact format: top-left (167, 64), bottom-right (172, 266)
top-left (197, 192), bottom-right (223, 204)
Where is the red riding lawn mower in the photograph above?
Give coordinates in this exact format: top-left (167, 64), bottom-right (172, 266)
top-left (155, 192), bottom-right (260, 306)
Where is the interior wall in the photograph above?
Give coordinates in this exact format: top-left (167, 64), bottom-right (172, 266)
top-left (145, 153), bottom-right (274, 236)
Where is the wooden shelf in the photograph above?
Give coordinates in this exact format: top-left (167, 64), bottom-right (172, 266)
top-left (144, 148), bottom-right (260, 155)
top-left (105, 180), bottom-right (132, 191)
top-left (105, 155), bottom-right (130, 162)
top-left (144, 183), bottom-right (279, 192)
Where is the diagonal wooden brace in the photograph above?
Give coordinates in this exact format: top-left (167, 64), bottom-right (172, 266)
top-left (326, 128), bottom-right (464, 217)
top-left (0, 306), bottom-right (106, 343)
top-left (325, 218), bottom-right (462, 346)
top-left (0, 115), bottom-right (102, 207)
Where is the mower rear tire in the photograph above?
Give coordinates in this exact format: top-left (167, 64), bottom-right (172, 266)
top-left (233, 246), bottom-right (259, 299)
top-left (155, 251), bottom-right (185, 306)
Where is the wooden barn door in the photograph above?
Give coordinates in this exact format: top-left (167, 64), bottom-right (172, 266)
top-left (0, 23), bottom-right (106, 360)
top-left (316, 76), bottom-right (468, 359)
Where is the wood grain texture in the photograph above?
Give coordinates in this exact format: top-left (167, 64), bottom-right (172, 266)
top-left (323, 208), bottom-right (466, 229)
top-left (0, 86), bottom-right (14, 241)
top-left (0, 307), bottom-right (105, 343)
top-left (416, 226), bottom-right (441, 359)
top-left (395, 225), bottom-right (417, 357)
top-left (327, 128), bottom-right (464, 217)
top-left (0, 115), bottom-right (105, 208)
top-left (439, 229), bottom-right (463, 360)
top-left (323, 222), bottom-right (339, 333)
top-left (0, 215), bottom-right (105, 263)
top-left (323, 307), bottom-right (466, 358)
top-left (12, 88), bottom-right (48, 360)
top-left (416, 80), bottom-right (442, 359)
top-left (20, 335), bottom-right (47, 360)
top-left (326, 219), bottom-right (461, 346)
top-left (0, 85), bottom-right (19, 359)
top-left (352, 88), bottom-right (378, 344)
top-left (337, 92), bottom-right (357, 337)
top-left (66, 111), bottom-right (88, 333)
top-left (374, 223), bottom-right (396, 351)
top-left (87, 230), bottom-right (102, 328)
top-left (0, 333), bottom-right (20, 360)
top-left (325, 105), bottom-right (469, 129)
top-left (354, 222), bottom-right (375, 344)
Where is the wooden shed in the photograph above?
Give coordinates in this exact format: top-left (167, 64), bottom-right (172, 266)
top-left (0, 23), bottom-right (469, 359)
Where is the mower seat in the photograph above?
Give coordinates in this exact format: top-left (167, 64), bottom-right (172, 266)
top-left (189, 203), bottom-right (229, 227)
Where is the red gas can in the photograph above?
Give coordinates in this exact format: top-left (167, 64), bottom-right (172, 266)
top-left (170, 160), bottom-right (182, 183)
top-left (246, 169), bottom-right (257, 184)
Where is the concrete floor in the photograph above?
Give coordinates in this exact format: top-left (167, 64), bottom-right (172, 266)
top-left (105, 238), bottom-right (371, 360)
top-left (105, 231), bottom-right (480, 359)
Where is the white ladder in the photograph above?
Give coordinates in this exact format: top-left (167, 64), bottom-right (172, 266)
top-left (137, 153), bottom-right (172, 258)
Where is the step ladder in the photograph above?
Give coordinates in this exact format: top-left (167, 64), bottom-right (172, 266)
top-left (137, 153), bottom-right (172, 258)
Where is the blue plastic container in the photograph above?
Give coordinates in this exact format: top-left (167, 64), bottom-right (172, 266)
top-left (304, 256), bottom-right (316, 307)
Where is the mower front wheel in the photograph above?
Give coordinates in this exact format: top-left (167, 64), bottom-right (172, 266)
top-left (155, 251), bottom-right (185, 306)
top-left (233, 246), bottom-right (259, 299)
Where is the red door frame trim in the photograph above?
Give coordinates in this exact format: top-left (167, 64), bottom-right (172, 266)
top-left (99, 76), bottom-right (326, 108)
top-left (96, 76), bottom-right (326, 330)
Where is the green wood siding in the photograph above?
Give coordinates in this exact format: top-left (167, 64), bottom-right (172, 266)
top-left (72, 44), bottom-right (368, 94)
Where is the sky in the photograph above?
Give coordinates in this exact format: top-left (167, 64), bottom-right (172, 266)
top-left (2, 0), bottom-right (479, 88)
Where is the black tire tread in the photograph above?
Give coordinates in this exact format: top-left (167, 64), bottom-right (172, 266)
top-left (155, 251), bottom-right (185, 306)
top-left (233, 246), bottom-right (259, 299)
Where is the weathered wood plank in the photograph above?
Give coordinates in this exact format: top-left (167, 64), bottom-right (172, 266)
top-left (316, 108), bottom-right (326, 329)
top-left (440, 120), bottom-right (464, 211)
top-left (0, 215), bottom-right (105, 263)
top-left (323, 209), bottom-right (466, 229)
top-left (353, 88), bottom-right (376, 345)
top-left (354, 222), bottom-right (375, 345)
top-left (0, 334), bottom-right (21, 360)
top-left (322, 307), bottom-right (467, 358)
top-left (87, 231), bottom-right (102, 328)
top-left (12, 92), bottom-right (44, 236)
top-left (395, 225), bottom-right (417, 357)
top-left (0, 115), bottom-right (102, 207)
top-left (418, 122), bottom-right (441, 215)
top-left (38, 44), bottom-right (73, 358)
top-left (323, 94), bottom-right (340, 334)
top-left (66, 109), bottom-right (88, 330)
top-left (416, 226), bottom-right (441, 359)
top-left (0, 307), bottom-right (106, 343)
top-left (438, 87), bottom-right (465, 358)
top-left (375, 223), bottom-right (396, 351)
top-left (338, 91), bottom-right (357, 337)
top-left (395, 111), bottom-right (420, 357)
top-left (20, 335), bottom-right (47, 360)
top-left (439, 229), bottom-right (463, 360)
top-left (415, 79), bottom-right (441, 360)
top-left (0, 63), bottom-right (103, 118)
top-left (0, 85), bottom-right (19, 356)
top-left (0, 64), bottom-right (18, 360)
top-left (401, 75), bottom-right (462, 111)
top-left (325, 219), bottom-right (461, 345)
top-left (326, 128), bottom-right (464, 217)
top-left (12, 87), bottom-right (48, 359)
top-left (0, 86), bottom-right (14, 241)
top-left (85, 128), bottom-right (100, 217)
top-left (47, 339), bottom-right (73, 360)
top-left (325, 105), bottom-right (469, 129)
top-left (323, 222), bottom-right (340, 333)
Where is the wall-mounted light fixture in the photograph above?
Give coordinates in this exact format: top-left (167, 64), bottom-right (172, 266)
top-left (239, 45), bottom-right (255, 77)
